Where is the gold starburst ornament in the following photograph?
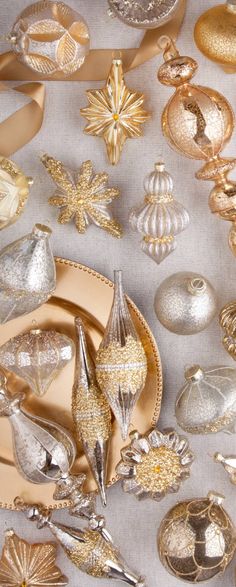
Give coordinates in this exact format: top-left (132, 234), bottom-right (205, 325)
top-left (81, 59), bottom-right (150, 165)
top-left (0, 530), bottom-right (67, 587)
top-left (42, 154), bottom-right (122, 237)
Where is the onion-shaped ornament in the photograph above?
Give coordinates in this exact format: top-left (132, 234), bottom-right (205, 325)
top-left (129, 161), bottom-right (189, 264)
top-left (220, 300), bottom-right (236, 360)
top-left (158, 492), bottom-right (235, 583)
top-left (0, 157), bottom-right (33, 230)
top-left (0, 328), bottom-right (74, 397)
top-left (175, 364), bottom-right (236, 434)
top-left (107, 0), bottom-right (182, 29)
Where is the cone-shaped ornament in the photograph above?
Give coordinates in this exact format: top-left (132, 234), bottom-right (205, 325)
top-left (72, 317), bottom-right (112, 506)
top-left (96, 271), bottom-right (147, 440)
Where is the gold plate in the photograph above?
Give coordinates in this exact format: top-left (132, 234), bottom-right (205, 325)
top-left (0, 258), bottom-right (162, 510)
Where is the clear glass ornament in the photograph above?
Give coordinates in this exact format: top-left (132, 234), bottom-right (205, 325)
top-left (175, 364), bottom-right (236, 434)
top-left (108, 0), bottom-right (181, 29)
top-left (0, 328), bottom-right (74, 397)
top-left (0, 157), bottom-right (33, 230)
top-left (129, 162), bottom-right (189, 264)
top-left (0, 224), bottom-right (56, 324)
top-left (96, 270), bottom-right (147, 440)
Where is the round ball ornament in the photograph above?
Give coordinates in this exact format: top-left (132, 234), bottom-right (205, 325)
top-left (9, 0), bottom-right (90, 77)
top-left (0, 157), bottom-right (33, 230)
top-left (194, 1), bottom-right (236, 73)
top-left (108, 0), bottom-right (182, 29)
top-left (158, 492), bottom-right (236, 583)
top-left (154, 272), bottom-right (217, 335)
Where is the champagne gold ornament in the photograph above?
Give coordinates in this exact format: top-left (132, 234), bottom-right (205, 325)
top-left (0, 530), bottom-right (67, 587)
top-left (108, 0), bottom-right (182, 29)
top-left (158, 492), bottom-right (236, 583)
top-left (42, 155), bottom-right (122, 237)
top-left (9, 0), bottom-right (90, 77)
top-left (129, 161), bottom-right (189, 264)
top-left (116, 428), bottom-right (194, 501)
top-left (0, 328), bottom-right (75, 397)
top-left (81, 59), bottom-right (150, 165)
top-left (72, 317), bottom-right (112, 506)
top-left (96, 270), bottom-right (147, 440)
top-left (158, 37), bottom-right (236, 255)
top-left (220, 300), bottom-right (236, 360)
top-left (0, 157), bottom-right (33, 230)
top-left (194, 2), bottom-right (236, 73)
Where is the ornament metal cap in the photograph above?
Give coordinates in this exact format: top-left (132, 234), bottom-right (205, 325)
top-left (185, 365), bottom-right (204, 382)
top-left (207, 491), bottom-right (225, 506)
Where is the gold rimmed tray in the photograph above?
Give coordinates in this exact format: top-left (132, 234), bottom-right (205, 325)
top-left (0, 257), bottom-right (162, 510)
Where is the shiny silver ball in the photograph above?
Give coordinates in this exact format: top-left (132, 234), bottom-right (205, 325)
top-left (154, 272), bottom-right (217, 335)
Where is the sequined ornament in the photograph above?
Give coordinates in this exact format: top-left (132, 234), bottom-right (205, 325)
top-left (108, 0), bottom-right (181, 29)
top-left (194, 2), bottom-right (236, 73)
top-left (220, 300), bottom-right (236, 360)
top-left (9, 0), bottom-right (90, 77)
top-left (158, 38), bottom-right (236, 256)
top-left (72, 317), bottom-right (112, 506)
top-left (42, 155), bottom-right (122, 238)
top-left (154, 272), bottom-right (217, 335)
top-left (158, 492), bottom-right (236, 583)
top-left (116, 428), bottom-right (194, 501)
top-left (0, 157), bottom-right (33, 230)
top-left (129, 161), bottom-right (189, 264)
top-left (0, 328), bottom-right (74, 397)
top-left (214, 452), bottom-right (236, 485)
top-left (0, 530), bottom-right (67, 587)
top-left (0, 224), bottom-right (56, 325)
top-left (81, 59), bottom-right (150, 165)
top-left (96, 270), bottom-right (147, 441)
top-left (175, 364), bottom-right (236, 434)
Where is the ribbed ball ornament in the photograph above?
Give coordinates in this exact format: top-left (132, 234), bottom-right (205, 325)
top-left (129, 162), bottom-right (189, 264)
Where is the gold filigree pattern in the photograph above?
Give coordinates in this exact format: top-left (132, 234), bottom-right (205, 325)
top-left (96, 335), bottom-right (147, 396)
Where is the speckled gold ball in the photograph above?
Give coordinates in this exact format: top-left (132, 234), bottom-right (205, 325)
top-left (194, 4), bottom-right (236, 70)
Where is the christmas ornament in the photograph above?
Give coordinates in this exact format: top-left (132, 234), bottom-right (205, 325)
top-left (0, 328), bottom-right (75, 397)
top-left (220, 300), bottom-right (236, 360)
top-left (72, 317), bottom-right (112, 506)
top-left (194, 2), bottom-right (236, 73)
top-left (116, 427), bottom-right (194, 501)
top-left (214, 452), bottom-right (236, 485)
top-left (154, 272), bottom-right (217, 335)
top-left (0, 224), bottom-right (56, 324)
top-left (8, 0), bottom-right (90, 77)
top-left (108, 0), bottom-right (182, 29)
top-left (0, 157), bottom-right (33, 231)
top-left (157, 38), bottom-right (236, 256)
top-left (42, 155), bottom-right (122, 238)
top-left (0, 530), bottom-right (67, 587)
top-left (96, 270), bottom-right (147, 440)
top-left (158, 492), bottom-right (235, 582)
top-left (80, 59), bottom-right (150, 166)
top-left (175, 364), bottom-right (236, 434)
top-left (129, 161), bottom-right (189, 264)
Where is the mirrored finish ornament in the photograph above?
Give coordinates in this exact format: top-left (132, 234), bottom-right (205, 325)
top-left (0, 157), bottom-right (33, 231)
top-left (158, 492), bottom-right (236, 583)
top-left (175, 364), bottom-right (236, 434)
top-left (10, 0), bottom-right (90, 77)
top-left (0, 328), bottom-right (75, 397)
top-left (108, 0), bottom-right (181, 29)
top-left (129, 161), bottom-right (189, 264)
top-left (72, 317), bottom-right (112, 506)
top-left (0, 224), bottom-right (56, 324)
top-left (96, 270), bottom-right (147, 441)
top-left (116, 427), bottom-right (194, 501)
top-left (220, 300), bottom-right (236, 360)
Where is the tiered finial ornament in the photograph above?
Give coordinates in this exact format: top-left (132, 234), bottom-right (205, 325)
top-left (157, 37), bottom-right (236, 256)
top-left (129, 161), bottom-right (189, 264)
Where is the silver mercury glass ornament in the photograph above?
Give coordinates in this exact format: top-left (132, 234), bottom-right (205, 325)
top-left (108, 0), bottom-right (181, 29)
top-left (129, 162), bottom-right (189, 264)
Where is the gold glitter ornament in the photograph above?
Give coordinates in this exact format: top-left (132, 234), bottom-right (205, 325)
top-left (194, 2), bottom-right (236, 73)
top-left (220, 300), bottom-right (236, 360)
top-left (42, 154), bottom-right (122, 237)
top-left (81, 59), bottom-right (150, 165)
top-left (158, 37), bottom-right (236, 256)
top-left (116, 428), bottom-right (194, 500)
top-left (96, 270), bottom-right (147, 440)
top-left (72, 317), bottom-right (112, 506)
top-left (158, 492), bottom-right (236, 583)
top-left (0, 529), bottom-right (67, 587)
top-left (0, 157), bottom-right (33, 230)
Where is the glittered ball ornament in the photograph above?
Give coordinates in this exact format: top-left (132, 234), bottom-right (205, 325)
top-left (0, 157), bottom-right (33, 230)
top-left (158, 492), bottom-right (236, 583)
top-left (194, 1), bottom-right (236, 73)
top-left (9, 0), bottom-right (90, 77)
top-left (108, 0), bottom-right (182, 29)
top-left (154, 272), bottom-right (217, 335)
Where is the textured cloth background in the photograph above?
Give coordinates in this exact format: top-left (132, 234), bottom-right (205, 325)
top-left (0, 1), bottom-right (236, 586)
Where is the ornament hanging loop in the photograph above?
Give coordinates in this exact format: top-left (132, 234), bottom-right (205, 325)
top-left (158, 36), bottom-right (179, 61)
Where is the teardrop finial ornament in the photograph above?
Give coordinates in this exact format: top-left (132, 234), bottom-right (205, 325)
top-left (96, 270), bottom-right (147, 440)
top-left (72, 317), bottom-right (112, 506)
top-left (129, 161), bottom-right (189, 264)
